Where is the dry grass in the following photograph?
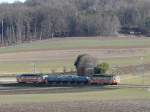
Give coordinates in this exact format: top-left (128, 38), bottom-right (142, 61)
top-left (0, 100), bottom-right (150, 112)
top-left (0, 88), bottom-right (149, 104)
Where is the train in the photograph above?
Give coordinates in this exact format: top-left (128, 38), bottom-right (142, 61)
top-left (16, 73), bottom-right (120, 85)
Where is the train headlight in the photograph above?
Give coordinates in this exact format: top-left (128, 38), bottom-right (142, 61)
top-left (115, 76), bottom-right (120, 83)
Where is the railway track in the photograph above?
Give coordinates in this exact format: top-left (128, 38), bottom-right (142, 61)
top-left (0, 76), bottom-right (149, 95)
top-left (116, 84), bottom-right (150, 88)
top-left (0, 83), bottom-right (149, 95)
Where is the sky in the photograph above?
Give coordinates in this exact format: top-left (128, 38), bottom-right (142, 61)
top-left (0, 0), bottom-right (26, 3)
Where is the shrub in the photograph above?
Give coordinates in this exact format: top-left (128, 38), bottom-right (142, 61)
top-left (95, 62), bottom-right (109, 74)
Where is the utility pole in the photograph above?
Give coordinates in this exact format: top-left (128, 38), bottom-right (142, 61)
top-left (140, 56), bottom-right (144, 85)
top-left (138, 56), bottom-right (144, 85)
top-left (1, 19), bottom-right (4, 44)
top-left (32, 62), bottom-right (36, 74)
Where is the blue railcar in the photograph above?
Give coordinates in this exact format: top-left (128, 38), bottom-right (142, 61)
top-left (45, 75), bottom-right (90, 85)
top-left (72, 76), bottom-right (90, 84)
top-left (59, 75), bottom-right (73, 83)
top-left (45, 75), bottom-right (60, 84)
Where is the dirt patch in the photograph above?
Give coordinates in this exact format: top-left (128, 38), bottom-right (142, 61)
top-left (0, 100), bottom-right (149, 112)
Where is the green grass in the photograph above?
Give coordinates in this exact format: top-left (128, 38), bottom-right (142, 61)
top-left (0, 38), bottom-right (150, 53)
top-left (121, 73), bottom-right (150, 85)
top-left (0, 61), bottom-right (74, 74)
top-left (101, 55), bottom-right (150, 66)
top-left (0, 54), bottom-right (149, 75)
top-left (0, 37), bottom-right (149, 74)
top-left (0, 88), bottom-right (150, 104)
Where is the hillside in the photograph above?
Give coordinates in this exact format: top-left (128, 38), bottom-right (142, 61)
top-left (0, 36), bottom-right (149, 74)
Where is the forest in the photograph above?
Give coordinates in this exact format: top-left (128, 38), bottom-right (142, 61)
top-left (0, 0), bottom-right (150, 46)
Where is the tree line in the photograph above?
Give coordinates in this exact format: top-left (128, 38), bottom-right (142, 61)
top-left (0, 0), bottom-right (150, 46)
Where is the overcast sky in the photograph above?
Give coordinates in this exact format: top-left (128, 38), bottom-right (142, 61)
top-left (0, 0), bottom-right (26, 3)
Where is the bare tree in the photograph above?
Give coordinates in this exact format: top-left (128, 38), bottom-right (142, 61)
top-left (0, 0), bottom-right (149, 46)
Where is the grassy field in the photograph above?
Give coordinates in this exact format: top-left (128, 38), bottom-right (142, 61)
top-left (0, 55), bottom-right (149, 74)
top-left (0, 37), bottom-right (149, 74)
top-left (0, 60), bottom-right (148, 74)
top-left (0, 37), bottom-right (150, 53)
top-left (0, 88), bottom-right (150, 104)
top-left (121, 72), bottom-right (150, 85)
top-left (0, 99), bottom-right (150, 112)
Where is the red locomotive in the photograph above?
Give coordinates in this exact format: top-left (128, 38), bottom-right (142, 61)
top-left (16, 74), bottom-right (48, 84)
top-left (90, 75), bottom-right (120, 85)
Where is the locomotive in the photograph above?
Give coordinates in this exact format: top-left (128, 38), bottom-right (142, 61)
top-left (89, 74), bottom-right (120, 85)
top-left (16, 74), bottom-right (120, 85)
top-left (16, 74), bottom-right (48, 84)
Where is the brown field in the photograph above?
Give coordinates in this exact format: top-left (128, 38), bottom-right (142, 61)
top-left (0, 100), bottom-right (150, 112)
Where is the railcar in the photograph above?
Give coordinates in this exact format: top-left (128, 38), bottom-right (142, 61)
top-left (90, 75), bottom-right (120, 85)
top-left (45, 75), bottom-right (90, 85)
top-left (16, 74), bottom-right (48, 84)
